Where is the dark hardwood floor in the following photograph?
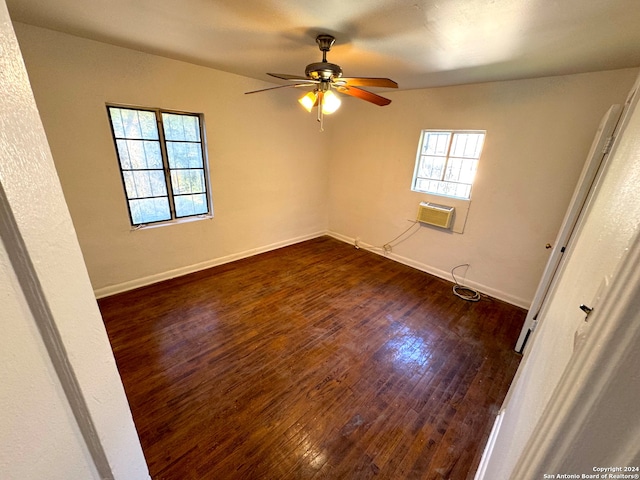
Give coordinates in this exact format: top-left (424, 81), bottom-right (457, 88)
top-left (99, 236), bottom-right (524, 479)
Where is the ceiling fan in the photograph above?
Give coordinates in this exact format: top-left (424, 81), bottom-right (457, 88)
top-left (245, 34), bottom-right (398, 129)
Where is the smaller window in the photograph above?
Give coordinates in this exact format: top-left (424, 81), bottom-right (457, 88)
top-left (411, 130), bottom-right (485, 200)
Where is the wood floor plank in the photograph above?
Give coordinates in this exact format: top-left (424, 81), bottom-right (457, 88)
top-left (98, 236), bottom-right (524, 479)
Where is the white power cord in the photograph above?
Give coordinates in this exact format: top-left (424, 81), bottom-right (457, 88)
top-left (354, 231), bottom-right (482, 303)
top-left (451, 264), bottom-right (481, 302)
top-left (354, 221), bottom-right (420, 255)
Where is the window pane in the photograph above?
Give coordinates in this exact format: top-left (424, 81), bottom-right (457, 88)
top-left (116, 140), bottom-right (162, 169)
top-left (109, 108), bottom-right (125, 138)
top-left (418, 156), bottom-right (433, 179)
top-left (174, 194), bottom-right (208, 217)
top-left (456, 183), bottom-right (471, 198)
top-left (109, 108), bottom-right (158, 140)
top-left (419, 156), bottom-right (444, 180)
top-left (446, 182), bottom-right (458, 196)
top-left (162, 113), bottom-right (201, 142)
top-left (123, 170), bottom-right (167, 199)
top-left (129, 197), bottom-right (171, 224)
top-left (459, 158), bottom-right (478, 183)
top-left (414, 178), bottom-right (430, 192)
top-left (428, 180), bottom-right (441, 193)
top-left (115, 139), bottom-right (131, 169)
top-left (417, 179), bottom-right (462, 198)
top-left (142, 141), bottom-right (163, 168)
top-left (421, 132), bottom-right (450, 156)
top-left (170, 169), bottom-right (206, 195)
top-left (450, 133), bottom-right (484, 158)
top-left (138, 111), bottom-right (159, 139)
top-left (444, 157), bottom-right (463, 182)
top-left (436, 181), bottom-right (449, 195)
top-left (166, 142), bottom-right (204, 169)
top-left (418, 156), bottom-right (445, 180)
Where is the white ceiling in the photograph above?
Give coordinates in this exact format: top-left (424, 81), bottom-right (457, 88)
top-left (7, 0), bottom-right (640, 90)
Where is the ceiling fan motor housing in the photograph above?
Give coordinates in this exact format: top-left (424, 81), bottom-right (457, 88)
top-left (305, 62), bottom-right (343, 82)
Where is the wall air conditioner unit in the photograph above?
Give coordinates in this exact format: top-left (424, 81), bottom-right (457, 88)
top-left (416, 202), bottom-right (455, 229)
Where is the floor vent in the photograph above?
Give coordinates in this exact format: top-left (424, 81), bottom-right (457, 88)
top-left (416, 202), bottom-right (455, 229)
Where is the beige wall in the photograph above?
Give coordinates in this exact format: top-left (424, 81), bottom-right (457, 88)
top-left (328, 70), bottom-right (638, 306)
top-left (14, 22), bottom-right (638, 306)
top-left (14, 22), bottom-right (329, 296)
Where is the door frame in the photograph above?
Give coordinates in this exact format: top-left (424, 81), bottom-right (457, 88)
top-left (512, 186), bottom-right (640, 477)
top-left (515, 103), bottom-right (623, 352)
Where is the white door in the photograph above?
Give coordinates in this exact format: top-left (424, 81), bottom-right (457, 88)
top-left (515, 103), bottom-right (623, 352)
top-left (477, 74), bottom-right (640, 480)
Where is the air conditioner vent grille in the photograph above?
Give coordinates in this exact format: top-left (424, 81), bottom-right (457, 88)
top-left (416, 202), bottom-right (455, 229)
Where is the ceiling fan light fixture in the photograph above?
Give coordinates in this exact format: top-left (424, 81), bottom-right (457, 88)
top-left (321, 90), bottom-right (341, 114)
top-left (246, 33), bottom-right (397, 130)
top-left (298, 91), bottom-right (317, 112)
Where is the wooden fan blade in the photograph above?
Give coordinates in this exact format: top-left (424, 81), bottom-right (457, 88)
top-left (336, 86), bottom-right (392, 106)
top-left (245, 83), bottom-right (315, 94)
top-left (336, 77), bottom-right (398, 88)
top-left (267, 73), bottom-right (316, 82)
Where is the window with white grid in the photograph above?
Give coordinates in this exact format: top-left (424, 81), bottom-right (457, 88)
top-left (411, 130), bottom-right (485, 200)
top-left (107, 105), bottom-right (212, 227)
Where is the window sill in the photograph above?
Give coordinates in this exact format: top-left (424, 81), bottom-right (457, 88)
top-left (130, 214), bottom-right (213, 231)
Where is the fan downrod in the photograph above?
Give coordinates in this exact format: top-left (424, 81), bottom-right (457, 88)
top-left (305, 34), bottom-right (342, 81)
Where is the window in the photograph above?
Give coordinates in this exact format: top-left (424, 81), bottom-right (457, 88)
top-left (107, 105), bottom-right (211, 226)
top-left (411, 130), bottom-right (485, 200)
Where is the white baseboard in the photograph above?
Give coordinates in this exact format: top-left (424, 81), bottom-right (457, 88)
top-left (474, 410), bottom-right (505, 480)
top-left (327, 231), bottom-right (529, 309)
top-left (94, 231), bottom-right (326, 298)
top-left (95, 229), bottom-right (529, 309)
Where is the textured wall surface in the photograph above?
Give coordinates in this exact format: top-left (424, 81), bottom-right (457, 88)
top-left (1, 3), bottom-right (149, 478)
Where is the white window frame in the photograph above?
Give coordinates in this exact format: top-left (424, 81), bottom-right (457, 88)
top-left (106, 104), bottom-right (213, 228)
top-left (411, 129), bottom-right (485, 200)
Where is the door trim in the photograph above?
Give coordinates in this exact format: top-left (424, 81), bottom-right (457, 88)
top-left (515, 103), bottom-right (623, 352)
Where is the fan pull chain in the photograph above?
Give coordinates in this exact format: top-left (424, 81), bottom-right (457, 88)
top-left (317, 97), bottom-right (324, 131)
